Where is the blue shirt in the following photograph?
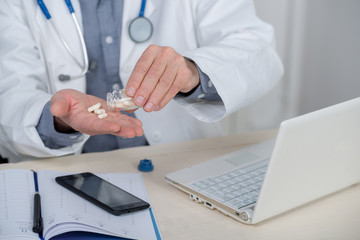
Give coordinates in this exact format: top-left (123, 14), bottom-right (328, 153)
top-left (36, 0), bottom-right (220, 152)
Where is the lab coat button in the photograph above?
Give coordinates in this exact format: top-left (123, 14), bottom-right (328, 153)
top-left (197, 94), bottom-right (205, 99)
top-left (152, 132), bottom-right (161, 142)
top-left (208, 80), bottom-right (213, 88)
top-left (105, 36), bottom-right (113, 44)
top-left (89, 61), bottom-right (97, 71)
top-left (112, 83), bottom-right (121, 90)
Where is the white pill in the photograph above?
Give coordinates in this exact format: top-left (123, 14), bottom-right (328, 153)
top-left (122, 100), bottom-right (134, 107)
top-left (94, 108), bottom-right (106, 114)
top-left (88, 103), bottom-right (101, 112)
top-left (115, 102), bottom-right (125, 108)
top-left (97, 112), bottom-right (108, 119)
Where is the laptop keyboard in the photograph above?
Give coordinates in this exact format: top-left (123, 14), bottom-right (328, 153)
top-left (189, 160), bottom-right (268, 210)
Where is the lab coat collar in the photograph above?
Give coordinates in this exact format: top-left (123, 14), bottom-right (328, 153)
top-left (34, 0), bottom-right (155, 80)
top-left (120, 0), bottom-right (156, 70)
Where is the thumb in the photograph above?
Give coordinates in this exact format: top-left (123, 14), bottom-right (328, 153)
top-left (50, 93), bottom-right (70, 117)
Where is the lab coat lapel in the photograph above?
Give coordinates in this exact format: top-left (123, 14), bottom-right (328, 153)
top-left (34, 0), bottom-right (86, 93)
top-left (34, 0), bottom-right (84, 69)
top-left (120, 0), bottom-right (156, 74)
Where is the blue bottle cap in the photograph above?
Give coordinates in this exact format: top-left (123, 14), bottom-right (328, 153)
top-left (138, 159), bottom-right (154, 172)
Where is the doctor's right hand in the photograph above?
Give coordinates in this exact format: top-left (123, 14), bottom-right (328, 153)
top-left (125, 45), bottom-right (200, 112)
top-left (50, 89), bottom-right (144, 138)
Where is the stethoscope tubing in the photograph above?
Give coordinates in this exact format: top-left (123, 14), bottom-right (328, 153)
top-left (68, 12), bottom-right (89, 79)
top-left (37, 0), bottom-right (151, 81)
top-left (139, 0), bottom-right (146, 17)
top-left (37, 0), bottom-right (88, 81)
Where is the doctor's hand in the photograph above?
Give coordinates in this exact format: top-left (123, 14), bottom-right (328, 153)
top-left (50, 89), bottom-right (144, 138)
top-left (125, 44), bottom-right (200, 112)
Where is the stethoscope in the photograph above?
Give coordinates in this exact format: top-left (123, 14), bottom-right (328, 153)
top-left (37, 0), bottom-right (153, 81)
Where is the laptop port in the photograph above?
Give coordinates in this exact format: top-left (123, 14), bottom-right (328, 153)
top-left (204, 202), bottom-right (214, 209)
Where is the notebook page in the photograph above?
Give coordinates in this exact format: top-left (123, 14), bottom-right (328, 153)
top-left (0, 169), bottom-right (38, 240)
top-left (37, 170), bottom-right (158, 240)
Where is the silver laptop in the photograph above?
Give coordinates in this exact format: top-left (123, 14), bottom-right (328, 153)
top-left (165, 97), bottom-right (360, 224)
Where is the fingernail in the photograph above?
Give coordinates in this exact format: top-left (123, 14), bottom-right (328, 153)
top-left (127, 87), bottom-right (136, 96)
top-left (135, 96), bottom-right (145, 105)
top-left (154, 105), bottom-right (160, 111)
top-left (144, 102), bottom-right (154, 111)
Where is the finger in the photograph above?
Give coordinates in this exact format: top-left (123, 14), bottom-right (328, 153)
top-left (128, 116), bottom-right (143, 127)
top-left (104, 115), bottom-right (144, 137)
top-left (125, 45), bottom-right (159, 97)
top-left (156, 65), bottom-right (191, 111)
top-left (112, 125), bottom-right (144, 138)
top-left (91, 113), bottom-right (141, 131)
top-left (69, 113), bottom-right (117, 135)
top-left (78, 114), bottom-right (143, 137)
top-left (113, 115), bottom-right (144, 137)
top-left (134, 55), bottom-right (169, 108)
top-left (143, 60), bottom-right (180, 112)
top-left (124, 109), bottom-right (138, 114)
top-left (50, 93), bottom-right (70, 117)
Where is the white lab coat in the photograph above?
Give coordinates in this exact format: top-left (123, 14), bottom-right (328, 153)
top-left (0, 0), bottom-right (283, 162)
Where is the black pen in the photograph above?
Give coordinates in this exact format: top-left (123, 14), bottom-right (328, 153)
top-left (32, 192), bottom-right (43, 234)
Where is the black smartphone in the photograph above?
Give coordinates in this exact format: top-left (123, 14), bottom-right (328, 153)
top-left (55, 172), bottom-right (150, 216)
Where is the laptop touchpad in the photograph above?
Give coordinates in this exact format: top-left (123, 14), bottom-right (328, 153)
top-left (225, 152), bottom-right (264, 166)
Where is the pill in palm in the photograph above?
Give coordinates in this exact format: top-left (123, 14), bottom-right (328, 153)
top-left (97, 112), bottom-right (108, 119)
top-left (88, 103), bottom-right (101, 112)
top-left (94, 108), bottom-right (106, 114)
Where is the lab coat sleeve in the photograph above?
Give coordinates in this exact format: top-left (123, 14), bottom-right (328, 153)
top-left (175, 63), bottom-right (221, 101)
top-left (178, 0), bottom-right (284, 122)
top-left (37, 101), bottom-right (84, 149)
top-left (0, 1), bottom-right (88, 162)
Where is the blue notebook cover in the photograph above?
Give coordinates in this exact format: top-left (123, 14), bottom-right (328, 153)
top-left (51, 231), bottom-right (130, 240)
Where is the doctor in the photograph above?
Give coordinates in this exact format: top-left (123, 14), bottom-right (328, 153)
top-left (0, 0), bottom-right (283, 162)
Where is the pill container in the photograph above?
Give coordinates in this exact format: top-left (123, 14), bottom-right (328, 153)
top-left (106, 89), bottom-right (139, 111)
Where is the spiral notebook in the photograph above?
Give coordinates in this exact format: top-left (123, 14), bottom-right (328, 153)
top-left (0, 169), bottom-right (161, 240)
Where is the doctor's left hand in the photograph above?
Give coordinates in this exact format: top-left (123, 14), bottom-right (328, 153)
top-left (50, 89), bottom-right (144, 138)
top-left (125, 44), bottom-right (200, 112)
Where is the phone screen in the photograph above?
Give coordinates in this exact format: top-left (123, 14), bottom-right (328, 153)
top-left (55, 172), bottom-right (150, 215)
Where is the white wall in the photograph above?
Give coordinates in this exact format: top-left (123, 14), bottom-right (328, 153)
top-left (221, 0), bottom-right (296, 135)
top-left (222, 0), bottom-right (360, 135)
top-left (298, 0), bottom-right (360, 114)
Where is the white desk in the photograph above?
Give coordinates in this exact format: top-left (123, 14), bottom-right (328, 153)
top-left (1, 130), bottom-right (359, 239)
